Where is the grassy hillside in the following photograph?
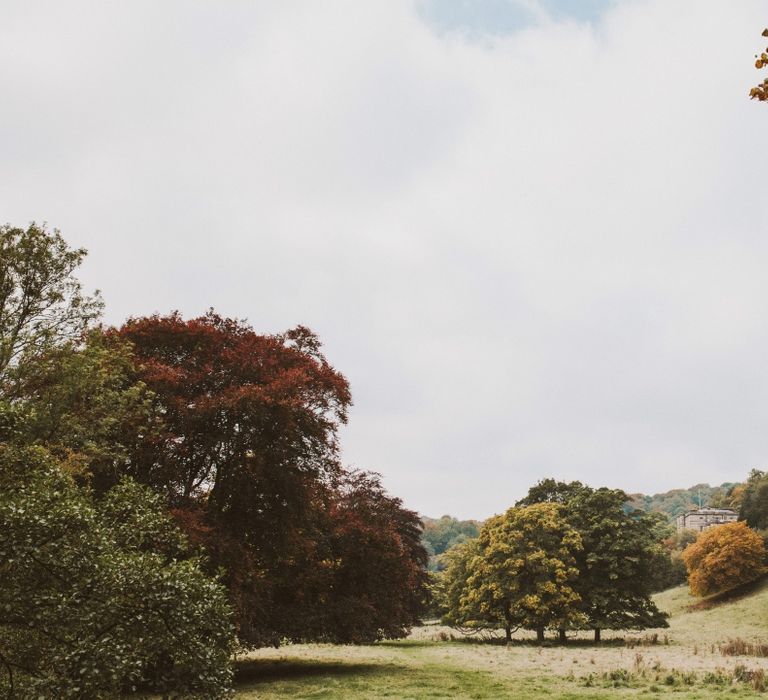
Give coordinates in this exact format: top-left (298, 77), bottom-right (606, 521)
top-left (235, 580), bottom-right (768, 698)
top-left (655, 577), bottom-right (768, 643)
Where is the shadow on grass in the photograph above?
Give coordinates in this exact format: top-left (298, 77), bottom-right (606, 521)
top-left (376, 639), bottom-right (436, 649)
top-left (418, 633), bottom-right (669, 650)
top-left (234, 657), bottom-right (389, 686)
top-left (453, 637), bottom-right (640, 648)
top-left (686, 574), bottom-right (768, 611)
top-left (233, 655), bottom-right (515, 698)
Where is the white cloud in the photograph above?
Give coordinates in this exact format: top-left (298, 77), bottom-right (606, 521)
top-left (1, 0), bottom-right (767, 518)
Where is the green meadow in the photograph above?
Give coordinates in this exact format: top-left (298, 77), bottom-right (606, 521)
top-left (235, 580), bottom-right (768, 699)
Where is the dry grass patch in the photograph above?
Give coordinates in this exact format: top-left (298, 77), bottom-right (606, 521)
top-left (720, 638), bottom-right (768, 658)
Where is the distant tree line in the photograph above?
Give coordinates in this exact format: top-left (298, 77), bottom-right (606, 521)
top-left (626, 482), bottom-right (740, 521)
top-left (421, 515), bottom-right (481, 570)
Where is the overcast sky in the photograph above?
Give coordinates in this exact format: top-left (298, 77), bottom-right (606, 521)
top-left (2, 1), bottom-right (767, 519)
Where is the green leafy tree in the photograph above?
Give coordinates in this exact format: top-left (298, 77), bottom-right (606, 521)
top-left (8, 330), bottom-right (153, 483)
top-left (0, 226), bottom-right (236, 697)
top-left (445, 503), bottom-right (583, 642)
top-left (0, 223), bottom-right (102, 385)
top-left (650, 526), bottom-right (696, 592)
top-left (739, 469), bottom-right (768, 529)
top-left (709, 483), bottom-right (746, 510)
top-left (519, 480), bottom-right (668, 641)
top-left (421, 515), bottom-right (481, 571)
top-left (683, 521), bottom-right (768, 596)
top-left (434, 538), bottom-right (494, 632)
top-left (0, 440), bottom-right (236, 699)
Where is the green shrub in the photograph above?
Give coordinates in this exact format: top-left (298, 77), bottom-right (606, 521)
top-left (0, 445), bottom-right (236, 698)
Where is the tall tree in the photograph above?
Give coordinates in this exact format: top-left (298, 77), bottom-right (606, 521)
top-left (115, 312), bottom-right (428, 645)
top-left (519, 479), bottom-right (668, 641)
top-left (0, 223), bottom-right (101, 385)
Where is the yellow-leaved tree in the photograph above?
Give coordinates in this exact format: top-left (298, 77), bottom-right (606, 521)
top-left (682, 522), bottom-right (768, 597)
top-left (441, 502), bottom-right (584, 642)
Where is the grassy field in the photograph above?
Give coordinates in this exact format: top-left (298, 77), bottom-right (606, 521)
top-left (235, 580), bottom-right (768, 698)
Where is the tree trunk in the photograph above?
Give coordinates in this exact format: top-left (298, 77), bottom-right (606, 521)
top-left (594, 628), bottom-right (601, 643)
top-left (503, 605), bottom-right (513, 643)
top-left (536, 626), bottom-right (545, 642)
top-left (559, 628), bottom-right (567, 644)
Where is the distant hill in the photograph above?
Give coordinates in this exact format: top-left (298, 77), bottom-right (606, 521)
top-left (627, 482), bottom-right (741, 521)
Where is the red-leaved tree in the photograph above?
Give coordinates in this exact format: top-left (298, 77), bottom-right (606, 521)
top-left (321, 471), bottom-right (429, 642)
top-left (112, 312), bottom-right (427, 644)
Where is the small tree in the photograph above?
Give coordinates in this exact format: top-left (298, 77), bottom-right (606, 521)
top-left (435, 539), bottom-right (496, 633)
top-left (683, 522), bottom-right (768, 597)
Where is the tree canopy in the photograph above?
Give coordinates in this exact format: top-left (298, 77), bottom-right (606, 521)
top-left (0, 223), bottom-right (101, 385)
top-left (519, 480), bottom-right (669, 640)
top-left (8, 330), bottom-right (153, 482)
top-left (625, 482), bottom-right (739, 521)
top-left (739, 469), bottom-right (768, 530)
top-left (440, 503), bottom-right (584, 642)
top-left (113, 311), bottom-right (426, 646)
top-left (683, 522), bottom-right (768, 597)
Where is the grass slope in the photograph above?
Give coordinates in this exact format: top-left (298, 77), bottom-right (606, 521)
top-left (236, 580), bottom-right (768, 698)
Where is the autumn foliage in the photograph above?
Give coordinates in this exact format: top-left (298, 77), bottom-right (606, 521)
top-left (682, 522), bottom-right (768, 597)
top-left (750, 29), bottom-right (768, 101)
top-left (442, 503), bottom-right (584, 642)
top-left (113, 312), bottom-right (427, 645)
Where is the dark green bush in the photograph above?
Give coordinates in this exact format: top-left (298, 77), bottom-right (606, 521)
top-left (0, 445), bottom-right (236, 698)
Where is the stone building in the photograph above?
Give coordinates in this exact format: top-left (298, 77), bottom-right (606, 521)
top-left (675, 508), bottom-right (738, 533)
